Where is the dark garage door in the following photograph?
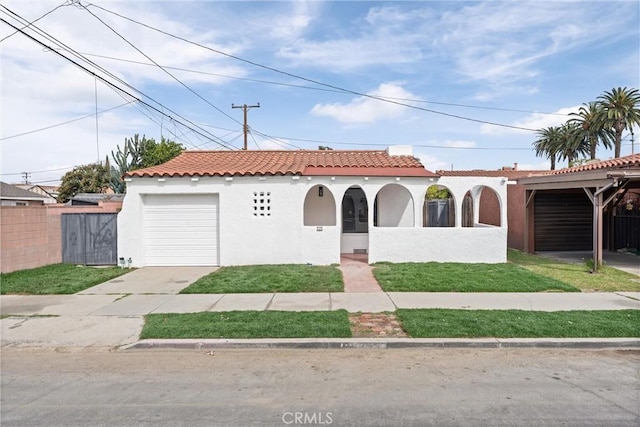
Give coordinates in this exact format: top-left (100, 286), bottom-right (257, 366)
top-left (534, 191), bottom-right (592, 251)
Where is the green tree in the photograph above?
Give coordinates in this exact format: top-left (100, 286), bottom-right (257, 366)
top-left (533, 126), bottom-right (562, 170)
top-left (426, 185), bottom-right (451, 199)
top-left (569, 101), bottom-right (614, 160)
top-left (141, 137), bottom-right (184, 168)
top-left (556, 122), bottom-right (589, 167)
top-left (597, 87), bottom-right (640, 158)
top-left (57, 163), bottom-right (109, 203)
top-left (110, 134), bottom-right (184, 193)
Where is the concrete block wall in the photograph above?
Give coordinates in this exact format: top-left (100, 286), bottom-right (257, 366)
top-left (1, 202), bottom-right (123, 273)
top-left (1, 206), bottom-right (61, 273)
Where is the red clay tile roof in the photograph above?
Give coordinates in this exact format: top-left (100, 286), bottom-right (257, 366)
top-left (437, 169), bottom-right (546, 179)
top-left (125, 150), bottom-right (438, 178)
top-left (544, 154), bottom-right (640, 174)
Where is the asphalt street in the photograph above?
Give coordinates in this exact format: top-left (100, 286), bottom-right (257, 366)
top-left (1, 348), bottom-right (639, 426)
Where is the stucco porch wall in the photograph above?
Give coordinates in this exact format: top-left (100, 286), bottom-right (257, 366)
top-left (369, 226), bottom-right (507, 264)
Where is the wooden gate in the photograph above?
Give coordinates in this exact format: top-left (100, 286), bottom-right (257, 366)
top-left (62, 213), bottom-right (118, 265)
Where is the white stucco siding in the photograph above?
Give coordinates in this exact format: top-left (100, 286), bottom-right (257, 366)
top-left (118, 176), bottom-right (344, 267)
top-left (219, 179), bottom-right (310, 265)
top-left (369, 227), bottom-right (508, 264)
top-left (117, 174), bottom-right (509, 267)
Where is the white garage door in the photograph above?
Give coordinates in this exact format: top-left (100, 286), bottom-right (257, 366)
top-left (143, 194), bottom-right (219, 266)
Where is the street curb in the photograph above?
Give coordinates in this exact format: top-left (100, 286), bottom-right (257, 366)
top-left (121, 338), bottom-right (640, 351)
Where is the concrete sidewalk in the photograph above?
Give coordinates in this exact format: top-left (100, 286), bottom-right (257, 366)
top-left (2, 292), bottom-right (639, 317)
top-left (2, 261), bottom-right (639, 351)
top-left (2, 292), bottom-right (638, 350)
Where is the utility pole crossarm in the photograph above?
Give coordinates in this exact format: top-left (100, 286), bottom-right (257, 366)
top-left (232, 103), bottom-right (260, 150)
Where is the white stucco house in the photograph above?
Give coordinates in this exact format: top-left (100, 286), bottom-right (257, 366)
top-left (118, 146), bottom-right (507, 267)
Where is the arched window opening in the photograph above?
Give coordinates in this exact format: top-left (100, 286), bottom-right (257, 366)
top-left (303, 185), bottom-right (336, 226)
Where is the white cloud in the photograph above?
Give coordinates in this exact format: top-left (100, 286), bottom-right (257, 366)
top-left (276, 5), bottom-right (429, 71)
top-left (434, 1), bottom-right (637, 98)
top-left (310, 83), bottom-right (417, 124)
top-left (413, 151), bottom-right (451, 172)
top-left (515, 160), bottom-right (551, 171)
top-left (252, 137), bottom-right (295, 151)
top-left (480, 106), bottom-right (579, 135)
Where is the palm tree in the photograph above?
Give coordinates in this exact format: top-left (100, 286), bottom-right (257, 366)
top-left (556, 122), bottom-right (589, 166)
top-left (569, 102), bottom-right (614, 160)
top-left (533, 126), bottom-right (562, 170)
top-left (597, 87), bottom-right (640, 158)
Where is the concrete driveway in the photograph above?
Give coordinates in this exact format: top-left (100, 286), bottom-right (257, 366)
top-left (78, 266), bottom-right (219, 294)
top-left (1, 266), bottom-right (218, 350)
top-left (539, 251), bottom-right (640, 276)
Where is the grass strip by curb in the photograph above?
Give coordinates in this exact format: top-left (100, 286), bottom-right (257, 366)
top-left (0, 264), bottom-right (130, 295)
top-left (180, 264), bottom-right (344, 293)
top-left (141, 310), bottom-right (352, 339)
top-left (397, 309), bottom-right (640, 338)
top-left (373, 262), bottom-right (579, 292)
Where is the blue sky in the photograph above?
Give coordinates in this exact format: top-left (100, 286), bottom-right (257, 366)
top-left (1, 0), bottom-right (639, 185)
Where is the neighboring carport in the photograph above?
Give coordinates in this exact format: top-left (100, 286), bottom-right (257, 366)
top-left (520, 154), bottom-right (640, 272)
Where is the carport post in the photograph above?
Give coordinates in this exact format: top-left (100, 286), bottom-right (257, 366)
top-left (594, 191), bottom-right (603, 272)
top-left (584, 187), bottom-right (603, 273)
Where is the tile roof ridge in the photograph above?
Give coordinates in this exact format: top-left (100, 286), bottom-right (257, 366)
top-left (547, 153), bottom-right (640, 174)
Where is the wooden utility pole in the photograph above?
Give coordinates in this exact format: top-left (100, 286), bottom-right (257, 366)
top-left (232, 103), bottom-right (260, 150)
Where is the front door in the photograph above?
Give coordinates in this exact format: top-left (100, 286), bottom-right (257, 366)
top-left (341, 187), bottom-right (368, 254)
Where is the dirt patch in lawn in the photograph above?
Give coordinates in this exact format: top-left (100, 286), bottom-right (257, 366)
top-left (349, 313), bottom-right (408, 338)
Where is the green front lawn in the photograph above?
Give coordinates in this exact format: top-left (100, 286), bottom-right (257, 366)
top-left (397, 309), bottom-right (640, 338)
top-left (373, 262), bottom-right (578, 292)
top-left (0, 264), bottom-right (129, 295)
top-left (508, 249), bottom-right (640, 292)
top-left (180, 264), bottom-right (343, 294)
top-left (141, 310), bottom-right (352, 339)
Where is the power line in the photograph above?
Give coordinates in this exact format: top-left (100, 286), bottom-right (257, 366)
top-left (1, 166), bottom-right (74, 176)
top-left (76, 2), bottom-right (242, 128)
top-left (249, 129), bottom-right (304, 150)
top-left (0, 0), bottom-right (67, 43)
top-left (253, 133), bottom-right (533, 151)
top-left (86, 2), bottom-right (538, 132)
top-left (0, 7), bottom-right (237, 151)
top-left (1, 4), bottom-right (234, 149)
top-left (1, 101), bottom-right (134, 141)
top-left (75, 51), bottom-right (569, 117)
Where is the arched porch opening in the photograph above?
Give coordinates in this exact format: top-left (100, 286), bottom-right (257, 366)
top-left (423, 184), bottom-right (455, 227)
top-left (375, 184), bottom-right (414, 227)
top-left (341, 186), bottom-right (369, 254)
top-left (462, 191), bottom-right (474, 227)
top-left (477, 186), bottom-right (502, 227)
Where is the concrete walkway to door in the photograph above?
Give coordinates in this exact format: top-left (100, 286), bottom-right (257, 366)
top-left (338, 254), bottom-right (383, 293)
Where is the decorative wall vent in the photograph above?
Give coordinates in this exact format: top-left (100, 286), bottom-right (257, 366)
top-left (253, 191), bottom-right (271, 217)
